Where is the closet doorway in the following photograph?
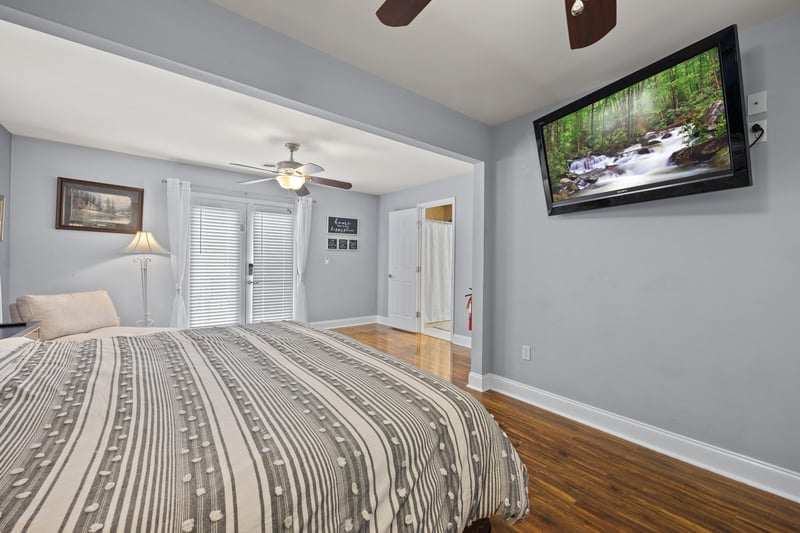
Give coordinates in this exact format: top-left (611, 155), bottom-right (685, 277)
top-left (419, 198), bottom-right (455, 341)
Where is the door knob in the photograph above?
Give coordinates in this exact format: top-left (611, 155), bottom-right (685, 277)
top-left (388, 273), bottom-right (393, 278)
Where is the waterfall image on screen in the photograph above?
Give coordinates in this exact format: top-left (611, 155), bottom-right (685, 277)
top-left (542, 47), bottom-right (731, 203)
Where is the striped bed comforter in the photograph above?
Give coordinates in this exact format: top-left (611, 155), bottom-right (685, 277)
top-left (0, 322), bottom-right (528, 532)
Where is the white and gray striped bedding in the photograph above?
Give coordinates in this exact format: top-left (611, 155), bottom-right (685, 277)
top-left (0, 322), bottom-right (528, 532)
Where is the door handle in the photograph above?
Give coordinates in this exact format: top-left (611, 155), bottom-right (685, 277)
top-left (388, 273), bottom-right (393, 278)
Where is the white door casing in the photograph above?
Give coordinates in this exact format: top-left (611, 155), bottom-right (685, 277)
top-left (387, 208), bottom-right (419, 332)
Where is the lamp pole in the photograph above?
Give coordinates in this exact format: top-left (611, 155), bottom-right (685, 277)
top-left (134, 256), bottom-right (153, 326)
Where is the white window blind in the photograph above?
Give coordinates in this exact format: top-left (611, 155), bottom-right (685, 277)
top-left (251, 210), bottom-right (294, 322)
top-left (189, 204), bottom-right (243, 327)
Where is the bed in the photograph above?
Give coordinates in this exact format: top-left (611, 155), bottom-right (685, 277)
top-left (0, 321), bottom-right (528, 532)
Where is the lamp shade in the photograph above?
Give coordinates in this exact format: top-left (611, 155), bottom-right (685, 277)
top-left (276, 174), bottom-right (307, 190)
top-left (121, 231), bottom-right (169, 255)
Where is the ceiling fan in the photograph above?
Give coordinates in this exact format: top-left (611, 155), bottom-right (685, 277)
top-left (231, 143), bottom-right (353, 196)
top-left (376, 0), bottom-right (617, 50)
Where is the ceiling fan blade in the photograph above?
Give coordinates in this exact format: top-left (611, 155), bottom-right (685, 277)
top-left (565, 0), bottom-right (616, 49)
top-left (376, 0), bottom-right (432, 27)
top-left (295, 162), bottom-right (324, 175)
top-left (308, 176), bottom-right (352, 190)
top-left (237, 176), bottom-right (277, 185)
top-left (295, 185), bottom-right (311, 197)
top-left (230, 162), bottom-right (279, 173)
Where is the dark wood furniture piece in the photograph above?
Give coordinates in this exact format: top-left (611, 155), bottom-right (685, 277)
top-left (0, 321), bottom-right (41, 340)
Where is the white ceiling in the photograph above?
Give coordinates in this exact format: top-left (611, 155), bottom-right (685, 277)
top-left (2, 2), bottom-right (798, 195)
top-left (0, 19), bottom-right (472, 196)
top-left (211, 0), bottom-right (800, 125)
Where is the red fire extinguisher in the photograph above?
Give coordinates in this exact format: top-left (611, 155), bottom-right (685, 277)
top-left (465, 289), bottom-right (473, 331)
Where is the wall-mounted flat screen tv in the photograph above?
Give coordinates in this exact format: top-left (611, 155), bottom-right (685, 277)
top-left (534, 25), bottom-right (751, 215)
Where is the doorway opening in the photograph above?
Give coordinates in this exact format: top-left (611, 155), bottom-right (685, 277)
top-left (419, 199), bottom-right (455, 341)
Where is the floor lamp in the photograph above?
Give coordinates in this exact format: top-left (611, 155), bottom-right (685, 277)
top-left (121, 231), bottom-right (169, 326)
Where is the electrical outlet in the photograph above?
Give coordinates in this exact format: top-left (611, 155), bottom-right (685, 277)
top-left (748, 120), bottom-right (767, 145)
top-left (747, 91), bottom-right (767, 115)
top-left (521, 345), bottom-right (531, 361)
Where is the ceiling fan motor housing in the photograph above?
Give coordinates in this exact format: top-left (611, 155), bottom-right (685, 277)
top-left (276, 160), bottom-right (302, 173)
top-left (276, 142), bottom-right (303, 174)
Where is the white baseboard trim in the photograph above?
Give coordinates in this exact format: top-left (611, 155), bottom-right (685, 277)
top-left (423, 328), bottom-right (452, 342)
top-left (451, 334), bottom-right (472, 348)
top-left (467, 372), bottom-right (487, 392)
top-left (311, 316), bottom-right (378, 329)
top-left (378, 316), bottom-right (472, 348)
top-left (477, 372), bottom-right (800, 504)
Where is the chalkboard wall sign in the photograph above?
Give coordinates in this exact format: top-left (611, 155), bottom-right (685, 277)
top-left (327, 216), bottom-right (358, 235)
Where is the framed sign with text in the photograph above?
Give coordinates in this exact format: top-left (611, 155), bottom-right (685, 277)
top-left (327, 216), bottom-right (358, 235)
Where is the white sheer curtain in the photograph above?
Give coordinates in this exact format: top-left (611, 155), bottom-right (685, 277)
top-left (166, 178), bottom-right (191, 328)
top-left (422, 220), bottom-right (453, 324)
top-left (293, 196), bottom-right (313, 322)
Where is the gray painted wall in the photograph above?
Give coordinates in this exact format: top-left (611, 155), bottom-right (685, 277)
top-left (304, 186), bottom-right (378, 322)
top-left (488, 12), bottom-right (800, 472)
top-left (377, 173), bottom-right (474, 338)
top-left (8, 136), bottom-right (378, 326)
top-left (0, 124), bottom-right (10, 317)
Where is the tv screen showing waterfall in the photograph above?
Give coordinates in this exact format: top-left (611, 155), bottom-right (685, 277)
top-left (534, 25), bottom-right (751, 215)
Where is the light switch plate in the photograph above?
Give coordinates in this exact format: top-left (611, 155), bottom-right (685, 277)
top-left (747, 91), bottom-right (767, 115)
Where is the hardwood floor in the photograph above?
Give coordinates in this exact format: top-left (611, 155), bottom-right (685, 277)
top-left (334, 324), bottom-right (800, 532)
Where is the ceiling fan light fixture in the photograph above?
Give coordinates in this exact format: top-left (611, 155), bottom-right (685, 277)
top-left (276, 174), bottom-right (307, 190)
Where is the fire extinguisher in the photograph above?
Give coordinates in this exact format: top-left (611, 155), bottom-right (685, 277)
top-left (465, 288), bottom-right (473, 331)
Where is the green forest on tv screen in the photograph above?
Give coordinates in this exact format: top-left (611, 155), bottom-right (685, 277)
top-left (543, 47), bottom-right (732, 202)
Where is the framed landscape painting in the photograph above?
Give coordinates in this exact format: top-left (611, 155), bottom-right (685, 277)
top-left (56, 177), bottom-right (143, 234)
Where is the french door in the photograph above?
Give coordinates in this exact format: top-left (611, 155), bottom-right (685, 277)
top-left (189, 197), bottom-right (294, 327)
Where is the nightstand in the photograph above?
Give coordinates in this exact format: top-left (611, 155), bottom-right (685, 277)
top-left (0, 322), bottom-right (41, 340)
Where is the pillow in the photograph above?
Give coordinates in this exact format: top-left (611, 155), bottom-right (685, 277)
top-left (16, 290), bottom-right (120, 340)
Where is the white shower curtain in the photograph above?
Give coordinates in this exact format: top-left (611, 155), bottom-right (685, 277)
top-left (166, 178), bottom-right (191, 328)
top-left (422, 220), bottom-right (453, 324)
top-left (293, 196), bottom-right (312, 322)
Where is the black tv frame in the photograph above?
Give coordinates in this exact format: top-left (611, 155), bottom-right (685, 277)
top-left (534, 25), bottom-right (751, 216)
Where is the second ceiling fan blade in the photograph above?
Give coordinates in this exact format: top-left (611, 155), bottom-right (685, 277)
top-left (566, 0), bottom-right (616, 49)
top-left (376, 0), bottom-right (432, 27)
top-left (308, 176), bottom-right (352, 190)
top-left (230, 162), bottom-right (278, 172)
top-left (237, 176), bottom-right (277, 185)
top-left (295, 185), bottom-right (311, 197)
top-left (295, 162), bottom-right (324, 175)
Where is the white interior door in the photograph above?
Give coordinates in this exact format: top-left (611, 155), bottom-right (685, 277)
top-left (387, 208), bottom-right (419, 332)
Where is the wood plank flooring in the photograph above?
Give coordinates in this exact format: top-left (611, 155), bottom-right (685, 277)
top-left (334, 324), bottom-right (800, 532)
